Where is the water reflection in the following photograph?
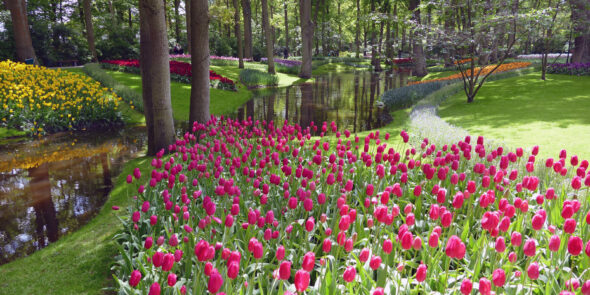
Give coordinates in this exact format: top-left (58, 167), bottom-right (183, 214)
top-left (0, 127), bottom-right (146, 264)
top-left (234, 70), bottom-right (409, 134)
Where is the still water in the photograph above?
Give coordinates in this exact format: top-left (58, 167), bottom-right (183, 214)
top-left (0, 127), bottom-right (146, 264)
top-left (0, 69), bottom-right (408, 264)
top-left (234, 70), bottom-right (409, 133)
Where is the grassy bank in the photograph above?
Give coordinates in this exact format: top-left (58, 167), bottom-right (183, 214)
top-left (438, 72), bottom-right (590, 159)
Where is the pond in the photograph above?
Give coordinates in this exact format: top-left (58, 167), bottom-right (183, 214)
top-left (0, 69), bottom-right (408, 265)
top-left (0, 127), bottom-right (146, 264)
top-left (234, 70), bottom-right (409, 134)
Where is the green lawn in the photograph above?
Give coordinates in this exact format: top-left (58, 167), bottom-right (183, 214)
top-left (438, 72), bottom-right (590, 159)
top-left (105, 70), bottom-right (252, 121)
top-left (0, 157), bottom-right (153, 295)
top-left (416, 70), bottom-right (458, 81)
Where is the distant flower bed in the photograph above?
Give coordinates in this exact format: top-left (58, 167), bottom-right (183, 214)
top-left (516, 54), bottom-right (564, 60)
top-left (454, 58), bottom-right (473, 65)
top-left (393, 58), bottom-right (413, 65)
top-left (170, 54), bottom-right (253, 62)
top-left (409, 62), bottom-right (532, 85)
top-left (547, 63), bottom-right (590, 76)
top-left (0, 60), bottom-right (123, 135)
top-left (261, 58), bottom-right (302, 68)
top-left (102, 60), bottom-right (236, 91)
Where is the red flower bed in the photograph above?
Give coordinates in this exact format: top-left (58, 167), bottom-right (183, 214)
top-left (102, 59), bottom-right (235, 89)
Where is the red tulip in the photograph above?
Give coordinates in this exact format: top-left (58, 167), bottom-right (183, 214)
top-left (479, 278), bottom-right (491, 295)
top-left (492, 268), bottom-right (506, 287)
top-left (148, 282), bottom-right (160, 295)
top-left (416, 263), bottom-right (427, 282)
top-left (527, 262), bottom-right (539, 280)
top-left (294, 269), bottom-right (310, 292)
top-left (568, 236), bottom-right (583, 256)
top-left (227, 261), bottom-right (240, 279)
top-left (523, 238), bottom-right (536, 257)
top-left (445, 235), bottom-right (466, 259)
top-left (460, 278), bottom-right (472, 295)
top-left (129, 270), bottom-right (142, 287)
top-left (279, 261), bottom-right (291, 280)
top-left (549, 235), bottom-right (561, 252)
top-left (369, 255), bottom-right (382, 270)
top-left (208, 269), bottom-right (223, 293)
top-left (343, 266), bottom-right (356, 283)
top-left (302, 251), bottom-right (315, 272)
top-left (167, 273), bottom-right (177, 287)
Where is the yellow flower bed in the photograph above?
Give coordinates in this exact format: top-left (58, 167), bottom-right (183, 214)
top-left (409, 62), bottom-right (532, 85)
top-left (0, 60), bottom-right (124, 135)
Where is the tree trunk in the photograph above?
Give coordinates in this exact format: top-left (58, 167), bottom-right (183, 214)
top-left (370, 0), bottom-right (381, 71)
top-left (355, 0), bottom-right (360, 58)
top-left (261, 0), bottom-right (275, 74)
top-left (82, 0), bottom-right (98, 61)
top-left (337, 0), bottom-right (341, 53)
top-left (284, 1), bottom-right (289, 57)
top-left (185, 0), bottom-right (191, 53)
top-left (139, 0), bottom-right (176, 156)
top-left (570, 0), bottom-right (590, 63)
top-left (233, 0), bottom-right (244, 68)
top-left (242, 0), bottom-right (253, 58)
top-left (409, 0), bottom-right (427, 76)
top-left (313, 0), bottom-right (319, 55)
top-left (174, 0), bottom-right (181, 42)
top-left (299, 0), bottom-right (313, 78)
top-left (4, 0), bottom-right (37, 63)
top-left (190, 0), bottom-right (211, 126)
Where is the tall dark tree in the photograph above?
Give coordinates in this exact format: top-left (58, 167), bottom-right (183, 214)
top-left (174, 0), bottom-right (181, 42)
top-left (139, 0), bottom-right (176, 156)
top-left (190, 0), bottom-right (211, 126)
top-left (570, 0), bottom-right (590, 63)
top-left (82, 0), bottom-right (98, 61)
top-left (261, 0), bottom-right (275, 73)
top-left (284, 1), bottom-right (289, 57)
top-left (4, 0), bottom-right (37, 63)
top-left (299, 0), bottom-right (313, 78)
top-left (233, 0), bottom-right (244, 68)
top-left (409, 0), bottom-right (427, 76)
top-left (355, 0), bottom-right (361, 58)
top-left (242, 0), bottom-right (253, 58)
top-left (369, 0), bottom-right (381, 71)
top-left (185, 0), bottom-right (191, 53)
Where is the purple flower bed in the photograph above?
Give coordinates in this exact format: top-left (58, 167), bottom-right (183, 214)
top-left (547, 63), bottom-right (590, 76)
top-left (261, 57), bottom-right (302, 67)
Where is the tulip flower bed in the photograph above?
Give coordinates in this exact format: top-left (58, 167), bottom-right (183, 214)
top-left (408, 62), bottom-right (532, 85)
top-left (114, 117), bottom-right (590, 295)
top-left (0, 60), bottom-right (124, 135)
top-left (261, 58), bottom-right (303, 68)
top-left (101, 60), bottom-right (236, 91)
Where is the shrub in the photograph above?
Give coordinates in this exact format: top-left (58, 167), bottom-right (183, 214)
top-left (547, 63), bottom-right (590, 76)
top-left (239, 68), bottom-right (279, 87)
top-left (0, 60), bottom-right (123, 135)
top-left (83, 63), bottom-right (144, 113)
top-left (381, 81), bottom-right (453, 111)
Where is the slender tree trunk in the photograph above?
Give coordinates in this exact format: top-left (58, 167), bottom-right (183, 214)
top-left (337, 0), bottom-right (341, 52)
top-left (128, 8), bottom-right (132, 28)
top-left (4, 0), bottom-right (37, 63)
top-left (190, 0), bottom-right (211, 125)
top-left (299, 0), bottom-right (313, 78)
top-left (261, 0), bottom-right (275, 73)
top-left (409, 0), bottom-right (427, 76)
top-left (233, 0), bottom-right (244, 68)
top-left (174, 0), bottom-right (181, 42)
top-left (284, 1), bottom-right (289, 57)
top-left (355, 0), bottom-right (360, 58)
top-left (108, 0), bottom-right (116, 22)
top-left (313, 0), bottom-right (319, 55)
top-left (82, 0), bottom-right (98, 61)
top-left (139, 0), bottom-right (176, 156)
top-left (185, 0), bottom-right (191, 53)
top-left (242, 0), bottom-right (253, 58)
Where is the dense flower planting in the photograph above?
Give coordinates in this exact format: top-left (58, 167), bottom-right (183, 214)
top-left (0, 60), bottom-right (123, 135)
top-left (547, 63), bottom-right (590, 76)
top-left (101, 60), bottom-right (236, 91)
top-left (261, 58), bottom-right (302, 68)
top-left (516, 54), bottom-right (563, 60)
top-left (392, 58), bottom-right (413, 66)
top-left (408, 62), bottom-right (532, 85)
top-left (114, 116), bottom-right (590, 294)
top-left (170, 55), bottom-right (254, 62)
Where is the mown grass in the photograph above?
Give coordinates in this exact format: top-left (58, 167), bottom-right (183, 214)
top-left (438, 71), bottom-right (590, 159)
top-left (103, 70), bottom-right (252, 121)
top-left (0, 157), bottom-right (152, 295)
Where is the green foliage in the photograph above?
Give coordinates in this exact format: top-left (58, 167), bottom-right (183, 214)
top-left (96, 23), bottom-right (139, 60)
top-left (239, 68), bottom-right (279, 87)
top-left (83, 63), bottom-right (144, 113)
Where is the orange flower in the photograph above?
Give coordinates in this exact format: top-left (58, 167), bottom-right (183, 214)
top-left (409, 62), bottom-right (532, 85)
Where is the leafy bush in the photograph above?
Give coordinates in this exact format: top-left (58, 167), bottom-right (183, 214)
top-left (83, 63), bottom-right (144, 113)
top-left (547, 63), bottom-right (590, 76)
top-left (239, 68), bottom-right (279, 87)
top-left (0, 61), bottom-right (123, 135)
